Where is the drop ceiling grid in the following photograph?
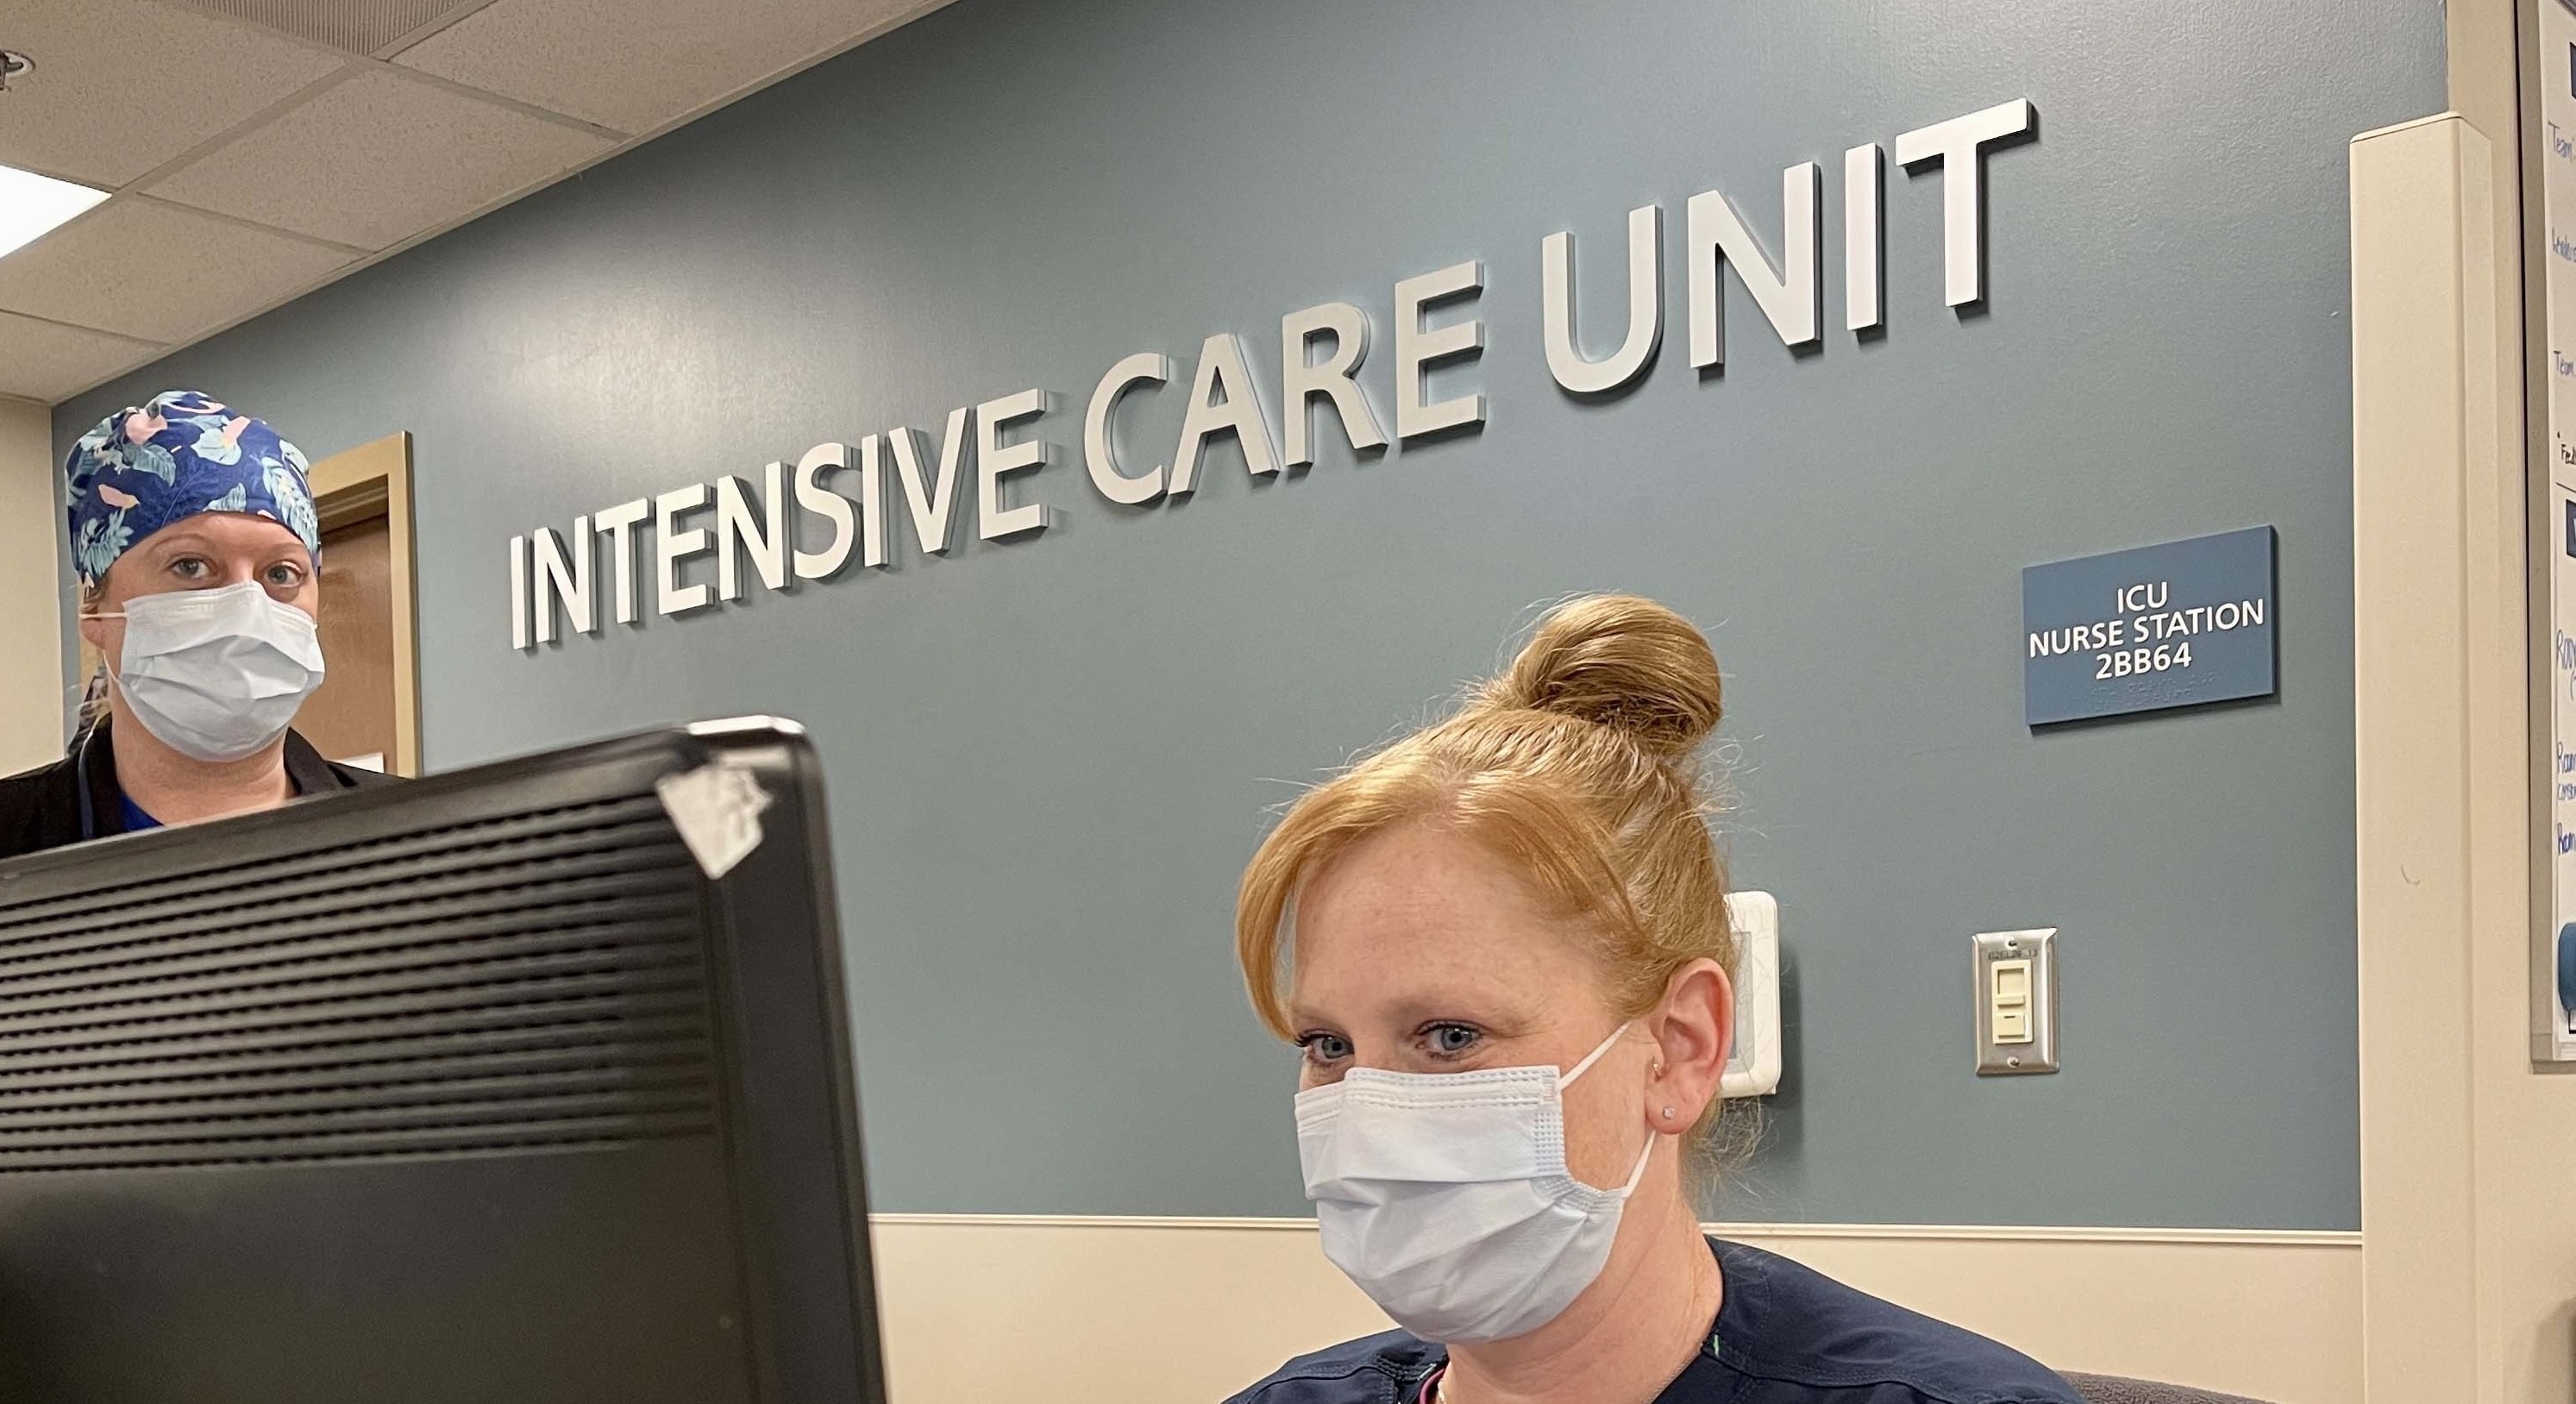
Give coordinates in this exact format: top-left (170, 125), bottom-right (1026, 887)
top-left (167, 0), bottom-right (505, 59)
top-left (147, 69), bottom-right (617, 251)
top-left (0, 0), bottom-right (349, 188)
top-left (393, 0), bottom-right (931, 135)
top-left (0, 312), bottom-right (164, 405)
top-left (0, 0), bottom-right (960, 404)
top-left (0, 198), bottom-right (360, 342)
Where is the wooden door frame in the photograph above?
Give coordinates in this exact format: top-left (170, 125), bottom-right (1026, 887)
top-left (308, 432), bottom-right (422, 776)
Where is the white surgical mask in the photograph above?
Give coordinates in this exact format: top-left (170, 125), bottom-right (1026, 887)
top-left (93, 580), bottom-right (326, 763)
top-left (1295, 1022), bottom-right (1657, 1344)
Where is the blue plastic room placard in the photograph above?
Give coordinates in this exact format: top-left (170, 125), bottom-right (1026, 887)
top-left (2021, 527), bottom-right (2277, 726)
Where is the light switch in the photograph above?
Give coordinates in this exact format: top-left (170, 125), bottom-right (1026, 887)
top-left (1990, 958), bottom-right (2033, 1044)
top-left (1974, 928), bottom-right (2058, 1075)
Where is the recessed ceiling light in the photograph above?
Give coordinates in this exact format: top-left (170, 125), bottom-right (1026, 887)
top-left (0, 163), bottom-right (110, 262)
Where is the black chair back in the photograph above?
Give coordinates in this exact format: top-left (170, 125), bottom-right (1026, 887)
top-left (2062, 1372), bottom-right (2278, 1404)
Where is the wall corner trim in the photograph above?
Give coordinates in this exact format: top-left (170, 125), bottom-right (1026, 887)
top-left (2351, 109), bottom-right (2473, 147)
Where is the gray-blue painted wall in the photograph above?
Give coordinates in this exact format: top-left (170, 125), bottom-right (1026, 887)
top-left (57, 0), bottom-right (2445, 1227)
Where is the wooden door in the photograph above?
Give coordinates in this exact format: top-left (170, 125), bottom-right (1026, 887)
top-left (296, 515), bottom-right (397, 770)
top-left (302, 433), bottom-right (420, 774)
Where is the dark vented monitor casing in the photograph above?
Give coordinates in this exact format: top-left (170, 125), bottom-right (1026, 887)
top-left (0, 720), bottom-right (883, 1404)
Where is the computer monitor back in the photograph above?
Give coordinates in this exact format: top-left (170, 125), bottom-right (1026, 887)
top-left (0, 720), bottom-right (884, 1404)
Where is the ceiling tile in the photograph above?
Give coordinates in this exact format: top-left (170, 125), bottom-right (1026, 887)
top-left (393, 0), bottom-right (937, 135)
top-left (0, 198), bottom-right (354, 344)
top-left (0, 313), bottom-right (160, 404)
top-left (147, 69), bottom-right (613, 250)
top-left (0, 1), bottom-right (348, 188)
top-left (172, 0), bottom-right (488, 58)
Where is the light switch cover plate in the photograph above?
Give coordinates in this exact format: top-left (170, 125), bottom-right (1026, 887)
top-left (1720, 891), bottom-right (1782, 1097)
top-left (1974, 927), bottom-right (2059, 1075)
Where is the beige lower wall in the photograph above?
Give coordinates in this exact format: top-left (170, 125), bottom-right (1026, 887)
top-left (0, 397), bottom-right (65, 774)
top-left (868, 1216), bottom-right (2360, 1404)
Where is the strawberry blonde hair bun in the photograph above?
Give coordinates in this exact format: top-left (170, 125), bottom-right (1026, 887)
top-left (1236, 594), bottom-right (1734, 1133)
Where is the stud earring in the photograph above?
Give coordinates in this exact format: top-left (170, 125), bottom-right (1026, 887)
top-left (1661, 1106), bottom-right (1677, 1120)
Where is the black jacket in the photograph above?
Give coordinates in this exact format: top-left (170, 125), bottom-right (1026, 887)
top-left (0, 720), bottom-right (397, 861)
top-left (1226, 1239), bottom-right (2081, 1404)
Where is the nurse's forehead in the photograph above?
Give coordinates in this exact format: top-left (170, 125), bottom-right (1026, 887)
top-left (1298, 820), bottom-right (1547, 919)
top-left (1287, 850), bottom-right (1595, 1023)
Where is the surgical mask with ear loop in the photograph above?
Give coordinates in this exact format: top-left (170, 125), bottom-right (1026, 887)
top-left (88, 580), bottom-right (326, 764)
top-left (1294, 1022), bottom-right (1660, 1344)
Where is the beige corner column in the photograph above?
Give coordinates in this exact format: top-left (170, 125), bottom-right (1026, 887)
top-left (0, 397), bottom-right (66, 774)
top-left (2351, 109), bottom-right (2576, 1402)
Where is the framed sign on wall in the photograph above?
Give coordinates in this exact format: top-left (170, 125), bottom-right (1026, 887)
top-left (2524, 0), bottom-right (2576, 1064)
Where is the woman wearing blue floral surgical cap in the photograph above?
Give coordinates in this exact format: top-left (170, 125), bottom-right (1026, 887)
top-left (0, 391), bottom-right (392, 858)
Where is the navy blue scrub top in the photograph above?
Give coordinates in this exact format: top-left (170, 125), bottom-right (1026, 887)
top-left (1226, 1238), bottom-right (2082, 1404)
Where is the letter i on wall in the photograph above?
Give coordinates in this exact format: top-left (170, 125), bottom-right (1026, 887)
top-left (509, 533), bottom-right (530, 650)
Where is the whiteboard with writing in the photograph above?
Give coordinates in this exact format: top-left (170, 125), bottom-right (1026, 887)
top-left (2535, 0), bottom-right (2576, 1062)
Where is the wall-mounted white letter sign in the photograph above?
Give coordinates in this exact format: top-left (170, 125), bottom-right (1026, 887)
top-left (506, 99), bottom-right (2035, 649)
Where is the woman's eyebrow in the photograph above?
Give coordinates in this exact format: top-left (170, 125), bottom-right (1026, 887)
top-left (1285, 991), bottom-right (1532, 1032)
top-left (135, 531), bottom-right (217, 555)
top-left (1381, 993), bottom-right (1540, 1031)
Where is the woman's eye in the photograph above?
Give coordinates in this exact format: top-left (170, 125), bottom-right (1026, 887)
top-left (263, 563), bottom-right (304, 589)
top-left (1297, 1032), bottom-right (1353, 1065)
top-left (1423, 1023), bottom-right (1482, 1058)
top-left (169, 557), bottom-right (209, 580)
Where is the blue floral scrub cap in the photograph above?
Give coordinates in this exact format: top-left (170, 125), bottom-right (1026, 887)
top-left (62, 389), bottom-right (318, 589)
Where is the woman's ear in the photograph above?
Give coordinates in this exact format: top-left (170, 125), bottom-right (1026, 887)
top-left (1645, 957), bottom-right (1734, 1131)
top-left (79, 563), bottom-right (130, 657)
